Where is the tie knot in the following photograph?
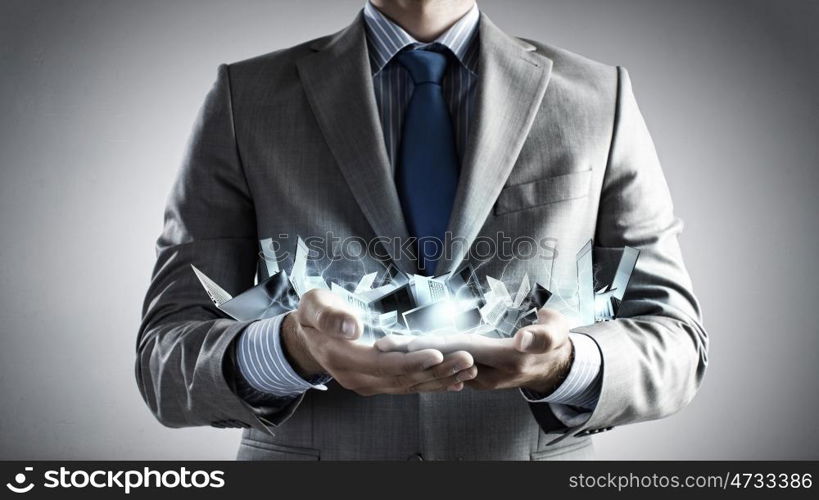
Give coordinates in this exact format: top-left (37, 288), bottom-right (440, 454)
top-left (396, 49), bottom-right (448, 85)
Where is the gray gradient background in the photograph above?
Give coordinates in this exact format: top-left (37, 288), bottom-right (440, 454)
top-left (1, 0), bottom-right (817, 460)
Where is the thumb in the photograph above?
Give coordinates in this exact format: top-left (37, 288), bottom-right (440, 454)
top-left (513, 325), bottom-right (556, 354)
top-left (298, 289), bottom-right (362, 340)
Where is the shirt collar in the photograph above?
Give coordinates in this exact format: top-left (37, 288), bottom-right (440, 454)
top-left (363, 1), bottom-right (480, 76)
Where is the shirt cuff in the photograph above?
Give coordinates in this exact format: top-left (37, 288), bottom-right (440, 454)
top-left (236, 312), bottom-right (332, 397)
top-left (520, 332), bottom-right (602, 409)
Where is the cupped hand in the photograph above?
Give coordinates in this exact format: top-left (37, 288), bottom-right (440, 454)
top-left (281, 289), bottom-right (478, 395)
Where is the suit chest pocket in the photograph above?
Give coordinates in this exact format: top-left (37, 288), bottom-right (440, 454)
top-left (494, 169), bottom-right (592, 215)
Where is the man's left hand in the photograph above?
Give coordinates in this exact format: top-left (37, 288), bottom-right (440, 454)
top-left (375, 308), bottom-right (574, 395)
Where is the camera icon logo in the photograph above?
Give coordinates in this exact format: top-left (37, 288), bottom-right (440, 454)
top-left (6, 467), bottom-right (35, 494)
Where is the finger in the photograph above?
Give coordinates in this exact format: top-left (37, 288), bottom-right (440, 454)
top-left (409, 365), bottom-right (478, 393)
top-left (366, 351), bottom-right (474, 392)
top-left (536, 307), bottom-right (567, 326)
top-left (407, 334), bottom-right (518, 364)
top-left (336, 356), bottom-right (472, 394)
top-left (405, 333), bottom-right (498, 353)
top-left (513, 322), bottom-right (568, 354)
top-left (332, 350), bottom-right (472, 395)
top-left (330, 341), bottom-right (446, 377)
top-left (374, 334), bottom-right (413, 352)
top-left (432, 350), bottom-right (474, 378)
top-left (344, 364), bottom-right (475, 396)
top-left (377, 348), bottom-right (445, 376)
top-left (297, 289), bottom-right (362, 340)
top-left (403, 334), bottom-right (465, 353)
top-left (401, 350), bottom-right (474, 386)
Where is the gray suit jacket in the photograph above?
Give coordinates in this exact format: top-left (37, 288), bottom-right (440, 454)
top-left (137, 12), bottom-right (708, 460)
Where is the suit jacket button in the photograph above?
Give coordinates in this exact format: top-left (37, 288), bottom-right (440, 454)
top-left (408, 454), bottom-right (424, 461)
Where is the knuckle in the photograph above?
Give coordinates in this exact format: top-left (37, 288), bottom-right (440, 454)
top-left (537, 308), bottom-right (560, 322)
top-left (374, 337), bottom-right (392, 352)
top-left (434, 364), bottom-right (451, 379)
top-left (406, 339), bottom-right (423, 352)
top-left (299, 289), bottom-right (315, 305)
top-left (455, 352), bottom-right (474, 366)
top-left (411, 359), bottom-right (430, 373)
top-left (460, 366), bottom-right (478, 381)
top-left (315, 308), bottom-right (338, 332)
top-left (301, 289), bottom-right (322, 308)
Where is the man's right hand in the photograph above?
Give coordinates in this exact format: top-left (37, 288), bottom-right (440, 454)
top-left (281, 289), bottom-right (477, 396)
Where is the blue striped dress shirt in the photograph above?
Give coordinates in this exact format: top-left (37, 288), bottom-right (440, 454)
top-left (235, 2), bottom-right (602, 421)
top-left (364, 0), bottom-right (480, 165)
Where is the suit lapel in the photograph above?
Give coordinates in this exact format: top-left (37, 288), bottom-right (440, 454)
top-left (439, 15), bottom-right (553, 274)
top-left (296, 14), bottom-right (416, 274)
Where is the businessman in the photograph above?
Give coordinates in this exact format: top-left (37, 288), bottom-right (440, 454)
top-left (137, 0), bottom-right (708, 460)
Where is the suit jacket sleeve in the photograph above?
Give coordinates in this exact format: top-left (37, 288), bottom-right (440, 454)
top-left (135, 64), bottom-right (303, 433)
top-left (532, 67), bottom-right (709, 438)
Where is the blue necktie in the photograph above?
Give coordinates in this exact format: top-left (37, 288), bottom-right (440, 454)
top-left (395, 49), bottom-right (460, 275)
